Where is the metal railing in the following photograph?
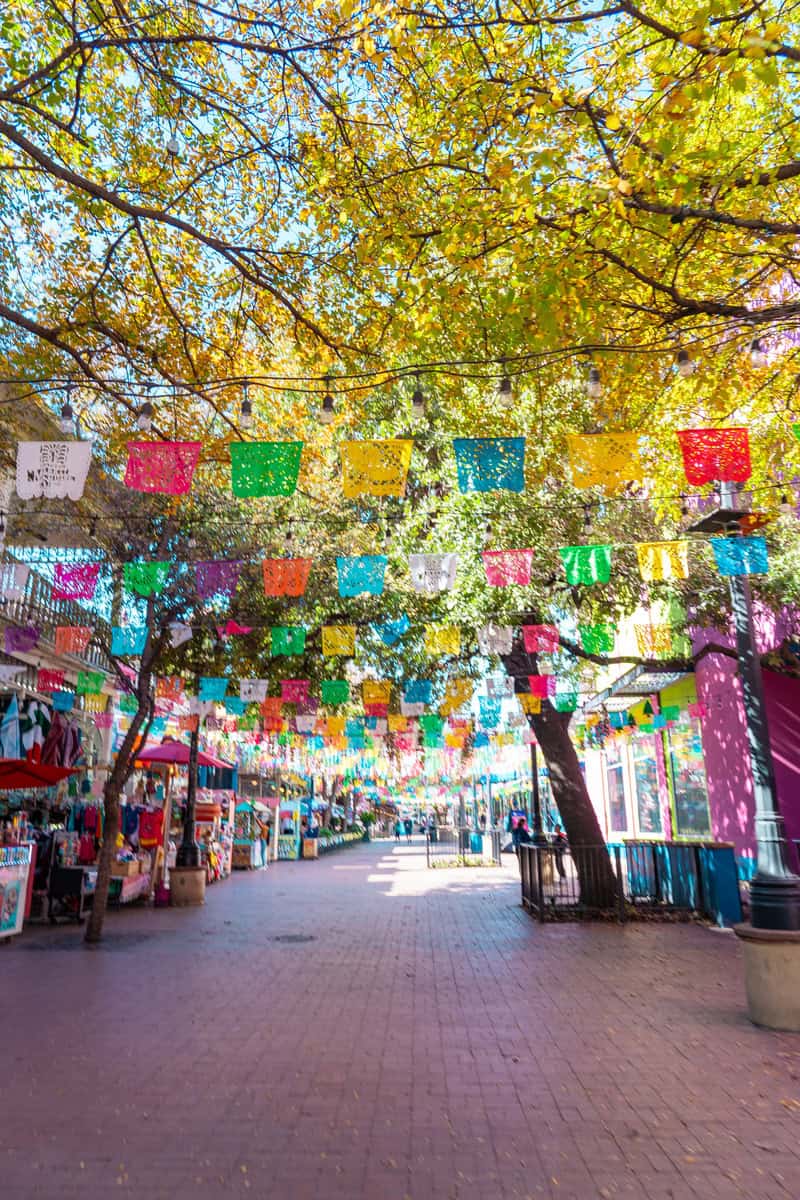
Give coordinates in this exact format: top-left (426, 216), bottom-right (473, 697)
top-left (519, 840), bottom-right (742, 925)
top-left (1, 564), bottom-right (111, 672)
top-left (426, 826), bottom-right (502, 867)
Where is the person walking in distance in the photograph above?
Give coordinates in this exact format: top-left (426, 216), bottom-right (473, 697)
top-left (553, 824), bottom-right (568, 878)
top-left (403, 816), bottom-right (413, 843)
top-left (394, 818), bottom-right (403, 842)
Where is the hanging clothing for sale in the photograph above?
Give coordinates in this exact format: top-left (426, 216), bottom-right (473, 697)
top-left (138, 809), bottom-right (163, 849)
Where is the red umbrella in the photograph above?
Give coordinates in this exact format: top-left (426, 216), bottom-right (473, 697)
top-left (136, 741), bottom-right (234, 770)
top-left (0, 759), bottom-right (81, 789)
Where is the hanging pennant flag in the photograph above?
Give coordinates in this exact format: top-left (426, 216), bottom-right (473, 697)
top-left (337, 555), bottom-right (388, 597)
top-left (404, 679), bottom-right (433, 705)
top-left (688, 701), bottom-right (707, 719)
top-left (1, 562), bottom-right (29, 601)
top-left (452, 437), bottom-right (525, 493)
top-left (196, 560), bottom-right (242, 600)
top-left (260, 697), bottom-right (283, 718)
top-left (559, 544), bottom-right (613, 586)
top-left (400, 700), bottom-right (425, 717)
top-left (677, 427), bottom-right (751, 485)
top-left (420, 714), bottom-right (444, 737)
top-left (53, 561), bottom-right (100, 601)
top-left (486, 676), bottom-right (514, 699)
top-left (16, 441), bottom-right (92, 500)
top-left (124, 560), bottom-right (170, 597)
top-left (365, 702), bottom-right (389, 718)
top-left (295, 714), bottom-right (316, 734)
top-left (636, 541), bottom-right (689, 582)
top-left (439, 678), bottom-right (474, 714)
top-left (94, 710), bottom-right (114, 729)
top-left (5, 624), bottom-right (40, 654)
top-left (199, 676), bottom-right (229, 701)
top-left (321, 680), bottom-right (350, 705)
top-left (321, 625), bottom-right (356, 656)
top-left (477, 623), bottom-right (513, 656)
top-left (566, 432), bottom-right (643, 491)
top-left (482, 549), bottom-right (534, 587)
top-left (54, 626), bottom-right (93, 656)
top-left (363, 680), bottom-right (391, 707)
top-left (0, 664), bottom-right (24, 684)
top-left (409, 552), bottom-right (458, 594)
top-left (281, 679), bottom-right (310, 704)
top-left (168, 622), bottom-right (193, 648)
top-left (118, 692), bottom-right (139, 715)
top-left (710, 535), bottom-right (769, 576)
top-left (346, 717), bottom-right (365, 738)
top-left (425, 625), bottom-right (460, 656)
top-left (478, 697), bottom-right (502, 729)
top-left (578, 623), bottom-right (616, 654)
top-left (230, 441), bottom-right (303, 497)
top-left (215, 619), bottom-right (253, 639)
top-left (326, 716), bottom-right (346, 737)
top-left (262, 557), bottom-right (312, 598)
top-left (528, 674), bottom-right (555, 698)
top-left (124, 441), bottom-right (202, 495)
top-left (240, 679), bottom-right (268, 703)
top-left (388, 714), bottom-right (408, 733)
top-left (395, 732), bottom-right (417, 750)
top-left (553, 691), bottom-right (579, 713)
top-left (518, 693), bottom-right (542, 715)
top-left (522, 624), bottom-right (560, 654)
top-left (635, 625), bottom-right (673, 657)
top-left (372, 614), bottom-right (410, 645)
top-left (52, 691), bottom-right (75, 712)
top-left (37, 668), bottom-right (65, 692)
top-left (155, 676), bottom-right (183, 702)
top-left (366, 717), bottom-right (388, 735)
top-left (80, 691), bottom-right (107, 714)
top-left (340, 439), bottom-right (413, 498)
top-left (76, 669), bottom-right (104, 694)
top-left (224, 697), bottom-right (247, 716)
top-left (271, 626), bottom-right (306, 656)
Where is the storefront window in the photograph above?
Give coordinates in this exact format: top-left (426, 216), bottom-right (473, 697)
top-left (631, 736), bottom-right (662, 835)
top-left (605, 743), bottom-right (628, 833)
top-left (667, 719), bottom-right (711, 837)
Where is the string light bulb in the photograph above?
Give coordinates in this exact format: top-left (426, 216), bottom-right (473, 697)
top-left (780, 493), bottom-right (795, 515)
top-left (586, 364), bottom-right (602, 399)
top-left (239, 383), bottom-right (253, 430)
top-left (680, 492), bottom-right (689, 517)
top-left (583, 502), bottom-right (593, 530)
top-left (59, 384), bottom-right (75, 435)
top-left (320, 378), bottom-right (334, 425)
top-left (411, 375), bottom-right (424, 417)
top-left (749, 338), bottom-right (768, 369)
top-left (137, 387), bottom-right (154, 432)
top-left (166, 135), bottom-right (180, 157)
top-left (284, 522), bottom-right (294, 551)
top-left (677, 348), bottom-right (696, 377)
top-left (497, 375), bottom-right (513, 407)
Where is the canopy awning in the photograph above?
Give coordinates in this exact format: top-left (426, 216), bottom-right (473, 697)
top-left (0, 758), bottom-right (81, 789)
top-left (136, 740), bottom-right (234, 770)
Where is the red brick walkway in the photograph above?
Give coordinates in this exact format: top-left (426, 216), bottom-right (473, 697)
top-left (3, 837), bottom-right (800, 1199)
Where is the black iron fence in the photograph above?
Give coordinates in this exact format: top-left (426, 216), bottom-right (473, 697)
top-left (519, 840), bottom-right (742, 925)
top-left (426, 826), bottom-right (502, 867)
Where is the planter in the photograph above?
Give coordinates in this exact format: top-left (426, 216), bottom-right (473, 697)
top-left (170, 866), bottom-right (206, 907)
top-left (302, 838), bottom-right (319, 859)
top-left (734, 923), bottom-right (800, 1030)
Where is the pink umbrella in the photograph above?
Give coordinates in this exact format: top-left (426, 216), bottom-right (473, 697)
top-left (136, 741), bottom-right (234, 770)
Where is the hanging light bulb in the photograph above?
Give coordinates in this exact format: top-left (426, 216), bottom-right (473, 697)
top-left (320, 378), bottom-right (334, 425)
top-left (749, 337), bottom-right (768, 369)
top-left (137, 386), bottom-right (154, 432)
top-left (284, 522), bottom-right (294, 551)
top-left (0, 513), bottom-right (6, 538)
top-left (586, 364), bottom-right (602, 399)
top-left (411, 375), bottom-right (424, 417)
top-left (679, 492), bottom-right (689, 517)
top-left (166, 135), bottom-right (180, 157)
top-left (497, 374), bottom-right (513, 407)
top-left (239, 383), bottom-right (253, 430)
top-left (583, 502), bottom-right (593, 531)
top-left (780, 492), bottom-right (795, 515)
top-left (59, 384), bottom-right (75, 436)
top-left (677, 348), bottom-right (696, 377)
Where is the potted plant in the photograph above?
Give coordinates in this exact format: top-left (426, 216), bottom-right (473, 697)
top-left (360, 811), bottom-right (376, 841)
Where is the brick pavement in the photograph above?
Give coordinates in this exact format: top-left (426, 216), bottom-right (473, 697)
top-left (3, 837), bottom-right (800, 1199)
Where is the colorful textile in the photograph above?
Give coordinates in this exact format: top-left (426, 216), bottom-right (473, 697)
top-left (578, 623), bottom-right (616, 654)
top-left (53, 562), bottom-right (100, 601)
top-left (560, 544), bottom-right (613, 586)
top-left (5, 623), bottom-right (40, 654)
top-left (111, 625), bottom-right (147, 656)
top-left (0, 664), bottom-right (24, 685)
top-left (553, 691), bottom-right (579, 713)
top-left (124, 560), bottom-right (170, 597)
top-left (528, 674), bottom-right (555, 698)
top-left (439, 678), bottom-right (474, 714)
top-left (195, 559), bottom-right (241, 600)
top-left (452, 437), bottom-right (525, 493)
top-left (477, 623), bottom-right (513, 655)
top-left (326, 716), bottom-right (346, 737)
top-left (364, 702), bottom-right (389, 718)
top-left (155, 676), bottom-right (183, 702)
top-left (199, 676), bottom-right (229, 701)
top-left (216, 620), bottom-right (253, 638)
top-left (321, 625), bottom-right (356, 656)
top-left (240, 679), bottom-right (268, 703)
top-left (566, 432), bottom-right (643, 491)
top-left (179, 714), bottom-right (199, 732)
top-left (388, 714), bottom-right (408, 733)
top-left (168, 622), bottom-right (193, 648)
top-left (522, 624), bottom-right (560, 654)
top-left (1, 562), bottom-right (29, 601)
top-left (53, 691), bottom-right (75, 712)
top-left (340, 439), bottom-right (413, 498)
top-left (94, 710), bottom-right (114, 728)
top-left (54, 626), bottom-right (93, 656)
top-left (346, 718), bottom-right (365, 738)
top-left (486, 676), bottom-right (514, 699)
top-left (482, 549), bottom-right (533, 587)
top-left (425, 625), bottom-right (460, 656)
top-left (372, 615), bottom-right (410, 645)
top-left (409, 552), bottom-right (458, 594)
top-left (321, 680), bottom-right (350, 705)
top-left (260, 697), bottom-right (282, 718)
top-left (363, 680), bottom-right (391, 706)
top-left (37, 668), bottom-right (65, 692)
top-left (118, 693), bottom-right (139, 714)
top-left (337, 555), bottom-right (387, 597)
top-left (124, 441), bottom-right (201, 495)
top-left (420, 714), bottom-right (444, 737)
top-left (518, 693), bottom-right (542, 715)
top-left (262, 557), bottom-right (312, 597)
top-left (677, 427), bottom-right (751, 485)
top-left (636, 541), bottom-right (689, 582)
top-left (271, 626), bottom-right (306, 656)
top-left (479, 697), bottom-right (502, 729)
top-left (295, 714), bottom-right (316, 734)
top-left (16, 440), bottom-right (92, 500)
top-left (635, 625), bottom-right (673, 657)
top-left (400, 700), bottom-right (425, 717)
top-left (230, 441), bottom-right (303, 497)
top-left (281, 679), bottom-right (310, 704)
top-left (710, 535), bottom-right (769, 576)
top-left (404, 679), bottom-right (433, 705)
top-left (76, 670), bottom-right (104, 694)
top-left (224, 697), bottom-right (247, 716)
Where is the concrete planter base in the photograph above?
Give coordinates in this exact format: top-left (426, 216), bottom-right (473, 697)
top-left (734, 923), bottom-right (800, 1030)
top-left (170, 866), bottom-right (206, 907)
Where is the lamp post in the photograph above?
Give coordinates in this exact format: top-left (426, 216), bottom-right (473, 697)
top-left (529, 741), bottom-right (548, 845)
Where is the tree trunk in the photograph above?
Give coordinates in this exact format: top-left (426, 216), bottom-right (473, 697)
top-left (529, 703), bottom-right (618, 907)
top-left (175, 721), bottom-right (201, 867)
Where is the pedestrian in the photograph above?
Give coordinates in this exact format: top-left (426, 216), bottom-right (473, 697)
top-left (394, 818), bottom-right (403, 842)
top-left (404, 817), bottom-right (413, 843)
top-left (553, 824), bottom-right (568, 877)
top-left (479, 811), bottom-right (487, 831)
